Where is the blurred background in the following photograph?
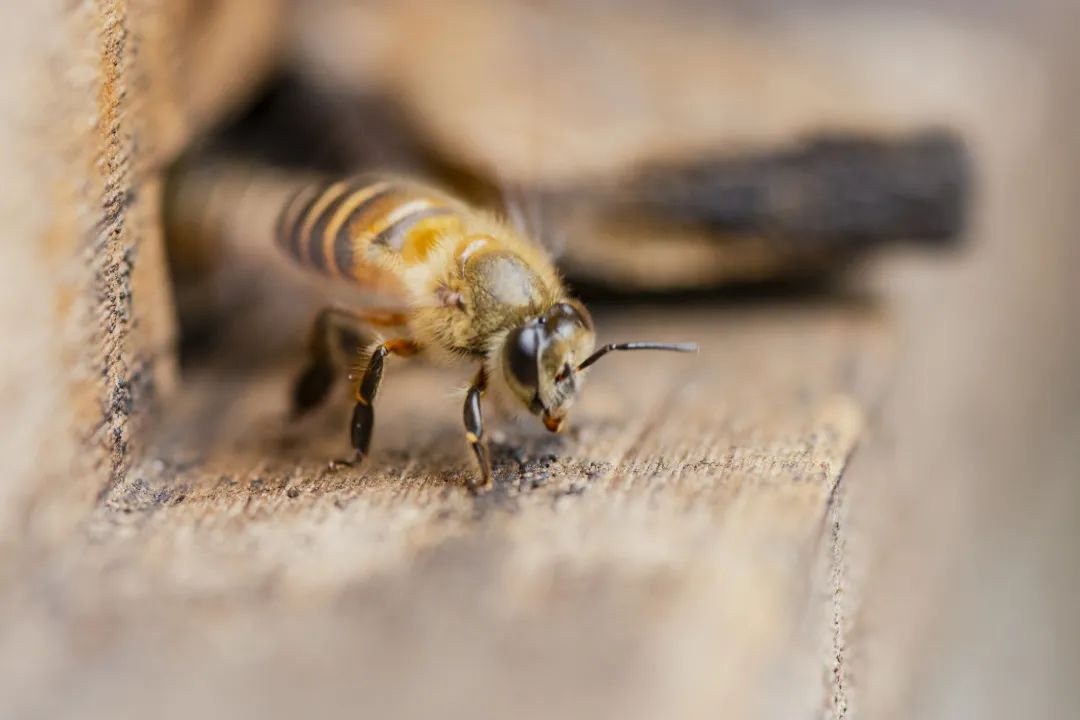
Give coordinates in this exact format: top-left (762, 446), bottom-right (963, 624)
top-left (0, 1), bottom-right (1076, 718)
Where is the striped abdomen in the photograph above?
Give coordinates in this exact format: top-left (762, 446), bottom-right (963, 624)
top-left (275, 176), bottom-right (464, 283)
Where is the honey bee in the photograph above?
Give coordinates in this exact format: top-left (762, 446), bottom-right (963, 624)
top-left (277, 175), bottom-right (696, 491)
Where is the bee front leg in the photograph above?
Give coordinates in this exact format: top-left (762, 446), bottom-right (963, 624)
top-left (333, 338), bottom-right (419, 469)
top-left (463, 368), bottom-right (493, 492)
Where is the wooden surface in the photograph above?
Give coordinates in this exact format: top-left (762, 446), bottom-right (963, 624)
top-left (0, 0), bottom-right (283, 540)
top-left (2, 301), bottom-right (890, 719)
top-left (2, 2), bottom-right (1079, 719)
top-left (290, 0), bottom-right (1016, 184)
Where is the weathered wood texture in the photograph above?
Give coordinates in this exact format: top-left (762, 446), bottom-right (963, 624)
top-left (2, 303), bottom-right (890, 719)
top-left (0, 0), bottom-right (283, 538)
top-left (2, 2), bottom-right (1078, 720)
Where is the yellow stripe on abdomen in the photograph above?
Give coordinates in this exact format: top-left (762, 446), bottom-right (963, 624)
top-left (320, 181), bottom-right (391, 276)
top-left (276, 176), bottom-right (464, 284)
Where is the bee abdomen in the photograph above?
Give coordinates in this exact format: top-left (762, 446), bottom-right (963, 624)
top-left (275, 177), bottom-right (461, 281)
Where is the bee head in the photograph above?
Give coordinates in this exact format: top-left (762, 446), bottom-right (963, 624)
top-left (501, 301), bottom-right (595, 432)
top-left (501, 301), bottom-right (699, 433)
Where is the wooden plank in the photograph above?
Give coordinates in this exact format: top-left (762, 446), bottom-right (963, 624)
top-left (289, 0), bottom-right (1005, 184)
top-left (0, 303), bottom-right (890, 718)
top-left (0, 0), bottom-right (284, 540)
top-left (2, 3), bottom-right (1076, 719)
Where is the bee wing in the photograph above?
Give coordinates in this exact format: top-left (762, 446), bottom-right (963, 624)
top-left (497, 176), bottom-right (570, 260)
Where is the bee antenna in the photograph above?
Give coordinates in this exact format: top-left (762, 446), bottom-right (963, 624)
top-left (576, 342), bottom-right (698, 372)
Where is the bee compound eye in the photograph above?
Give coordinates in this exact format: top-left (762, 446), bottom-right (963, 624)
top-left (505, 325), bottom-right (541, 391)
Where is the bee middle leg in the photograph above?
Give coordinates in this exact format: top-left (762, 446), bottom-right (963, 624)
top-left (291, 307), bottom-right (408, 418)
top-left (334, 338), bottom-right (420, 468)
top-left (463, 368), bottom-right (493, 492)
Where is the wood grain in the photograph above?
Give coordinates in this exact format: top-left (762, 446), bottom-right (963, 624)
top-left (3, 3), bottom-right (1076, 720)
top-left (1, 302), bottom-right (889, 719)
top-left (0, 0), bottom-right (283, 541)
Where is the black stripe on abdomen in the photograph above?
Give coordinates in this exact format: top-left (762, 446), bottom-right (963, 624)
top-left (276, 184), bottom-right (317, 257)
top-left (284, 182), bottom-right (328, 262)
top-left (303, 182), bottom-right (357, 273)
top-left (332, 186), bottom-right (396, 277)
